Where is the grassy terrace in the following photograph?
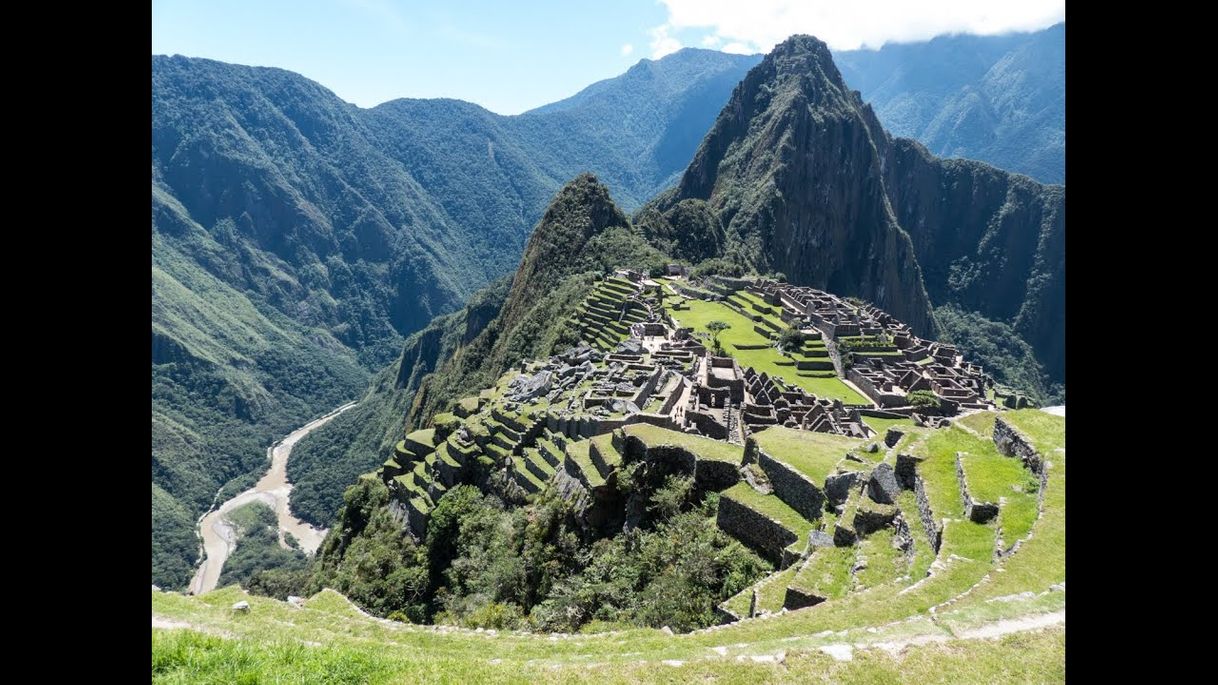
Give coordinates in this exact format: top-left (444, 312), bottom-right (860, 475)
top-left (956, 411), bottom-right (998, 437)
top-left (915, 427), bottom-right (976, 520)
top-left (721, 482), bottom-right (814, 535)
top-left (751, 425), bottom-right (863, 485)
top-left (623, 423), bottom-right (743, 464)
top-left (860, 415), bottom-right (916, 435)
top-left (950, 410), bottom-right (1065, 608)
top-left (790, 544), bottom-right (856, 600)
top-left (564, 439), bottom-right (605, 488)
top-left (854, 528), bottom-right (905, 590)
top-left (958, 451), bottom-right (1038, 542)
top-left (666, 298), bottom-right (868, 404)
top-left (720, 584), bottom-right (753, 618)
top-left (754, 565), bottom-right (800, 614)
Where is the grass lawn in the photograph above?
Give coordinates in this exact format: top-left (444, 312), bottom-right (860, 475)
top-left (624, 423), bottom-right (743, 464)
top-left (751, 425), bottom-right (863, 485)
top-left (667, 298), bottom-right (870, 404)
top-left (854, 528), bottom-right (906, 590)
top-left (754, 565), bottom-right (800, 613)
top-left (956, 411), bottom-right (998, 437)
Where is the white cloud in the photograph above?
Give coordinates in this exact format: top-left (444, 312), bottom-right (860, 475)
top-left (621, 43), bottom-right (634, 56)
top-left (701, 35), bottom-right (722, 48)
top-left (721, 42), bottom-right (756, 55)
top-left (649, 25), bottom-right (683, 58)
top-left (654, 0), bottom-right (1064, 53)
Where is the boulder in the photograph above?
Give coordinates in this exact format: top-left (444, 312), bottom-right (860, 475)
top-left (884, 428), bottom-right (905, 448)
top-left (867, 463), bottom-right (900, 504)
top-left (232, 601), bottom-right (250, 613)
top-left (808, 530), bottom-right (835, 548)
top-left (287, 596), bottom-right (306, 608)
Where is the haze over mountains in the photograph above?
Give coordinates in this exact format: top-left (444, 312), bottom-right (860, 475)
top-left (151, 25), bottom-right (1064, 588)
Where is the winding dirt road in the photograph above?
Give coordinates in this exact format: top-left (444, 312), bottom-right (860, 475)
top-left (188, 402), bottom-right (357, 595)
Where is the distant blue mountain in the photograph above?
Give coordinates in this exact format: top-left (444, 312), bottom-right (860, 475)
top-left (835, 23), bottom-right (1064, 183)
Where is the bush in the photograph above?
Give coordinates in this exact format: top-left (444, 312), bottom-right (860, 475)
top-left (691, 257), bottom-right (743, 278)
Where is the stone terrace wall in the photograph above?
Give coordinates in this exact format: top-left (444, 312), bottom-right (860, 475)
top-left (716, 494), bottom-right (799, 565)
top-left (755, 448), bottom-right (825, 522)
top-left (993, 416), bottom-right (1044, 474)
top-left (914, 475), bottom-right (943, 552)
top-left (954, 452), bottom-right (998, 523)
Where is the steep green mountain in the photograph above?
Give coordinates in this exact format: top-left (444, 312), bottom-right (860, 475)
top-left (835, 23), bottom-right (1065, 183)
top-left (400, 174), bottom-right (666, 430)
top-left (286, 176), bottom-right (662, 515)
top-left (650, 35), bottom-right (1064, 395)
top-left (151, 50), bottom-right (758, 588)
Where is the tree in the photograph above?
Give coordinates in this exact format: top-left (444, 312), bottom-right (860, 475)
top-left (907, 390), bottom-right (942, 413)
top-left (706, 321), bottom-right (730, 356)
top-left (777, 326), bottom-right (803, 352)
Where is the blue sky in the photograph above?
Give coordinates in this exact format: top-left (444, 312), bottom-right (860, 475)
top-left (152, 0), bottom-right (1064, 115)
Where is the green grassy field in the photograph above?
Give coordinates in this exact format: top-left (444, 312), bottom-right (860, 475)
top-left (667, 299), bottom-right (868, 404)
top-left (860, 415), bottom-right (916, 435)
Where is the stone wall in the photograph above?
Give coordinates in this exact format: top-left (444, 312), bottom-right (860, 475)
top-left (914, 475), bottom-right (943, 552)
top-left (717, 494), bottom-right (799, 565)
top-left (756, 449), bottom-right (825, 521)
top-left (824, 471), bottom-right (862, 508)
top-left (993, 416), bottom-right (1043, 474)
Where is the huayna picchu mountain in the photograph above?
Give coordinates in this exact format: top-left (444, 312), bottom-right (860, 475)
top-left (646, 35), bottom-right (1064, 394)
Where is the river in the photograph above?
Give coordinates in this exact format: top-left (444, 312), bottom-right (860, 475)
top-left (188, 401), bottom-right (358, 595)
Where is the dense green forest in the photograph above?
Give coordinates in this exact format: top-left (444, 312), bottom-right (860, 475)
top-left (216, 503), bottom-right (309, 592)
top-left (292, 474), bottom-right (768, 633)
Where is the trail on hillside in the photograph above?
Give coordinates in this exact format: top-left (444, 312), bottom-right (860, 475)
top-left (188, 402), bottom-right (358, 595)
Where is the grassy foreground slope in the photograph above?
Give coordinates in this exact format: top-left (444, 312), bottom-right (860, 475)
top-left (155, 409), bottom-right (1065, 682)
top-left (153, 585), bottom-right (1062, 683)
